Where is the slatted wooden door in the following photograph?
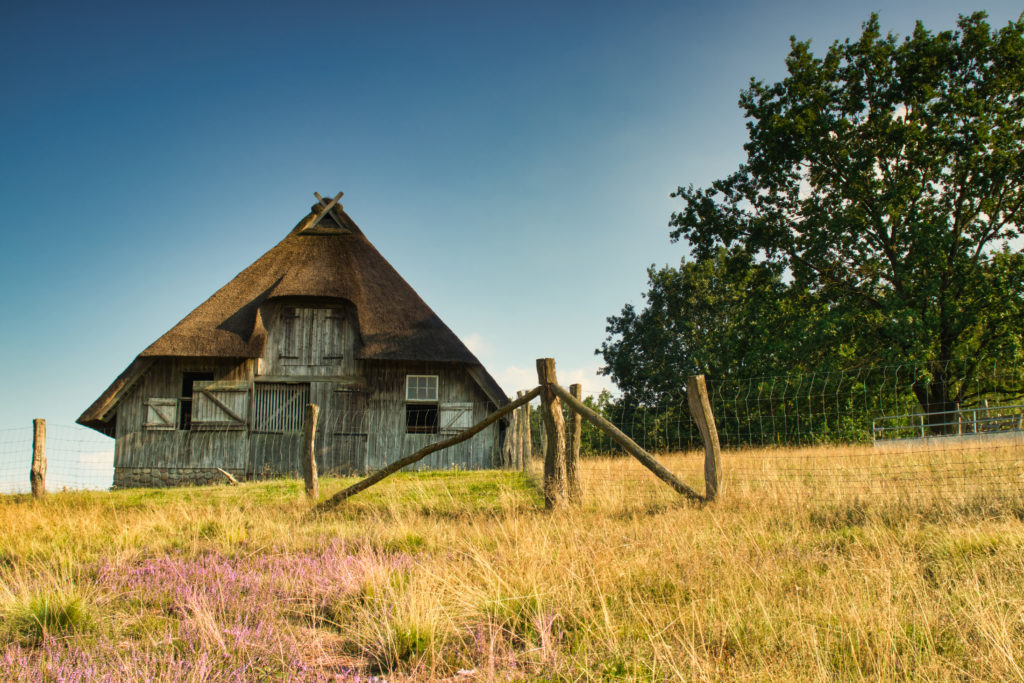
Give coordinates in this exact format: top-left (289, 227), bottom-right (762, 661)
top-left (247, 383), bottom-right (310, 477)
top-left (327, 388), bottom-right (368, 473)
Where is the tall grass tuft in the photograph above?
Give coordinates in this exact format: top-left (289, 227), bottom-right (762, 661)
top-left (5, 592), bottom-right (92, 645)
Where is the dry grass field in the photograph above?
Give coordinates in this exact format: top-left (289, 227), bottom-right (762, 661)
top-left (2, 442), bottom-right (1024, 681)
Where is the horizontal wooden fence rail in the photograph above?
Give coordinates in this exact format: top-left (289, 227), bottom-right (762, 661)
top-left (548, 382), bottom-right (705, 502)
top-left (318, 386), bottom-right (542, 508)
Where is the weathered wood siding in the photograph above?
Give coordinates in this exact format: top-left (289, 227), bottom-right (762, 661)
top-left (363, 361), bottom-right (499, 471)
top-left (111, 299), bottom-right (503, 480)
top-left (114, 359), bottom-right (254, 470)
top-left (259, 300), bottom-right (359, 378)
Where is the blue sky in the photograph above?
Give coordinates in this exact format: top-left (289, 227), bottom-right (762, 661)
top-left (1, 1), bottom-right (1021, 431)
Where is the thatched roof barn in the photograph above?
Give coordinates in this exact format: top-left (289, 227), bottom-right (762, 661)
top-left (79, 193), bottom-right (509, 488)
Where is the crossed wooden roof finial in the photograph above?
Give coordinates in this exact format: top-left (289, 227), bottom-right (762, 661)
top-left (303, 191), bottom-right (344, 231)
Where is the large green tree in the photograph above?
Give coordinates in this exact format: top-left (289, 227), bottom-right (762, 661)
top-left (599, 248), bottom-right (795, 404)
top-left (668, 12), bottom-right (1024, 426)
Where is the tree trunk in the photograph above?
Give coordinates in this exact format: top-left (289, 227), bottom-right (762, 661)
top-left (912, 369), bottom-right (958, 435)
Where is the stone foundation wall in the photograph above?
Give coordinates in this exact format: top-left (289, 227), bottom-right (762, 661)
top-left (113, 467), bottom-right (246, 489)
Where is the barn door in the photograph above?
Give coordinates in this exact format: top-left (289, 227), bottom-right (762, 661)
top-left (314, 309), bottom-right (348, 365)
top-left (191, 380), bottom-right (249, 429)
top-left (279, 307), bottom-right (310, 366)
top-left (329, 388), bottom-right (368, 473)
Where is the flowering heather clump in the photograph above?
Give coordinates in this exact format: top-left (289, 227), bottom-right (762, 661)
top-left (3, 543), bottom-right (412, 682)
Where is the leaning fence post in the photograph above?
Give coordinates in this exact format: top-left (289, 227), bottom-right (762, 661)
top-left (536, 358), bottom-right (567, 509)
top-left (31, 418), bottom-right (46, 498)
top-left (687, 375), bottom-right (722, 501)
top-left (302, 404), bottom-right (319, 500)
top-left (566, 384), bottom-right (582, 504)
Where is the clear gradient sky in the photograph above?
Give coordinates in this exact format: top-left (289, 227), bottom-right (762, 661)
top-left (1, 1), bottom-right (1021, 431)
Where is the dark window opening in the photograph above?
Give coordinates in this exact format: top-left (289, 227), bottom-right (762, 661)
top-left (406, 404), bottom-right (439, 434)
top-left (179, 372), bottom-right (214, 430)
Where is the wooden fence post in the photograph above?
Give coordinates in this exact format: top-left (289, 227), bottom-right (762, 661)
top-left (566, 384), bottom-right (582, 503)
top-left (514, 390), bottom-right (525, 469)
top-left (520, 397), bottom-right (532, 471)
top-left (500, 407), bottom-right (515, 469)
top-left (536, 358), bottom-right (567, 509)
top-left (31, 418), bottom-right (46, 499)
top-left (687, 375), bottom-right (722, 501)
top-left (303, 404), bottom-right (319, 500)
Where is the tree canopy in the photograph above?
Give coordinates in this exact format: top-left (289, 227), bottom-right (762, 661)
top-left (602, 12), bottom-right (1024, 419)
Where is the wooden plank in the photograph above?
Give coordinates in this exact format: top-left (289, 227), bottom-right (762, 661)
top-left (687, 375), bottom-right (723, 502)
top-left (536, 358), bottom-right (567, 509)
top-left (566, 383), bottom-right (582, 503)
top-left (303, 403), bottom-right (320, 500)
top-left (319, 386), bottom-right (541, 508)
top-left (217, 468), bottom-right (239, 485)
top-left (31, 418), bottom-right (45, 498)
top-left (550, 382), bottom-right (704, 502)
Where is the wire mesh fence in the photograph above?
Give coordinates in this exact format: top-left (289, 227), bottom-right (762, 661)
top-left (4, 357), bottom-right (1022, 507)
top-left (0, 396), bottom-right (506, 494)
top-left (522, 357), bottom-right (1024, 507)
top-left (0, 424), bottom-right (115, 494)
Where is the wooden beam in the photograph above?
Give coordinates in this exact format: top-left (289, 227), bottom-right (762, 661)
top-left (536, 358), bottom-right (567, 509)
top-left (687, 375), bottom-right (722, 501)
top-left (549, 383), bottom-right (704, 502)
top-left (216, 468), bottom-right (239, 485)
top-left (318, 386), bottom-right (542, 508)
top-left (31, 419), bottom-right (45, 499)
top-left (566, 383), bottom-right (582, 504)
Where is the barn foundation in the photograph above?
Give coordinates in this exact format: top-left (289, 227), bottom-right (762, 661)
top-left (113, 467), bottom-right (246, 489)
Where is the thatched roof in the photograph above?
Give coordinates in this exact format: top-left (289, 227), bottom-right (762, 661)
top-left (78, 197), bottom-right (508, 430)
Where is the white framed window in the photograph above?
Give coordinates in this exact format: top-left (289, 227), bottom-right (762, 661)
top-left (406, 375), bottom-right (439, 434)
top-left (405, 375), bottom-right (438, 403)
